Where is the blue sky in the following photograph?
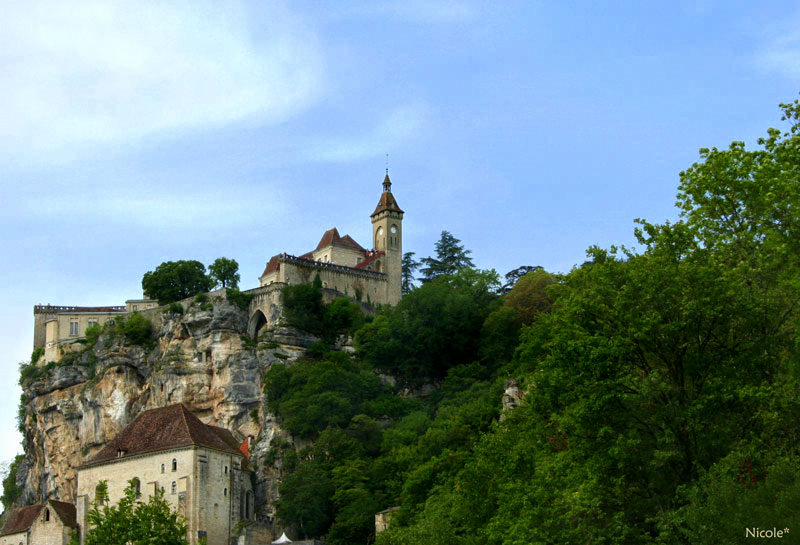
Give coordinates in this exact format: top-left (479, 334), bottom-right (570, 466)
top-left (1, 0), bottom-right (799, 464)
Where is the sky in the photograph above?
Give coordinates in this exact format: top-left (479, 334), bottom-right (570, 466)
top-left (1, 0), bottom-right (799, 465)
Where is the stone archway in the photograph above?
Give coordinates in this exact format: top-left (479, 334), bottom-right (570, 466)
top-left (247, 309), bottom-right (268, 340)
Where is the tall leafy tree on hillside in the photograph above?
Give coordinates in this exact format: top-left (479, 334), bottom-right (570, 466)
top-left (141, 260), bottom-right (212, 304)
top-left (401, 252), bottom-right (419, 294)
top-left (418, 231), bottom-right (474, 282)
top-left (208, 256), bottom-right (240, 289)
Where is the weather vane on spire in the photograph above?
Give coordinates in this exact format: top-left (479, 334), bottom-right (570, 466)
top-left (385, 153), bottom-right (389, 175)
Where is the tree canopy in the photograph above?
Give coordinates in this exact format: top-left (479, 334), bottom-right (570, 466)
top-left (141, 260), bottom-right (213, 304)
top-left (209, 257), bottom-right (240, 289)
top-left (418, 231), bottom-right (474, 282)
top-left (84, 480), bottom-right (187, 545)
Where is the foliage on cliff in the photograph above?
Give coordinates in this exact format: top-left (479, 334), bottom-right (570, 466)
top-left (266, 99), bottom-right (800, 545)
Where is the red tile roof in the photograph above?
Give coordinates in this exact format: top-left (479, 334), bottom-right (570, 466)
top-left (84, 404), bottom-right (243, 466)
top-left (356, 251), bottom-right (385, 269)
top-left (49, 500), bottom-right (77, 529)
top-left (0, 505), bottom-right (42, 536)
top-left (261, 255), bottom-right (281, 277)
top-left (314, 228), bottom-right (366, 252)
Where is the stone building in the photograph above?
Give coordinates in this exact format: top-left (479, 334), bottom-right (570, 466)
top-left (0, 500), bottom-right (77, 545)
top-left (32, 297), bottom-right (157, 364)
top-left (258, 173), bottom-right (404, 306)
top-left (75, 404), bottom-right (253, 545)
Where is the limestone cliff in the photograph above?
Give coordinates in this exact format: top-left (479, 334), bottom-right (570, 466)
top-left (16, 294), bottom-right (318, 523)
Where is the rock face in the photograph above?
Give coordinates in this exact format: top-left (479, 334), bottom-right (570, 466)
top-left (17, 295), bottom-right (309, 524)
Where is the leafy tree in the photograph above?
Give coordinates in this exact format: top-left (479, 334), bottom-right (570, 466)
top-left (281, 275), bottom-right (325, 334)
top-left (276, 460), bottom-right (335, 539)
top-left (500, 265), bottom-right (542, 293)
top-left (356, 277), bottom-right (491, 383)
top-left (401, 252), bottom-right (419, 295)
top-left (502, 268), bottom-right (556, 324)
top-left (117, 312), bottom-right (152, 346)
top-left (141, 260), bottom-right (213, 304)
top-left (418, 231), bottom-right (474, 282)
top-left (84, 479), bottom-right (187, 545)
top-left (1, 455), bottom-right (23, 511)
top-left (208, 257), bottom-right (240, 289)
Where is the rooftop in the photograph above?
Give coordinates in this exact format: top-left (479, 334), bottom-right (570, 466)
top-left (82, 404), bottom-right (242, 467)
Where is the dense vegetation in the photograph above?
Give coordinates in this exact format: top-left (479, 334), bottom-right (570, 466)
top-left (141, 257), bottom-right (241, 304)
top-left (81, 480), bottom-right (188, 545)
top-left (264, 100), bottom-right (800, 545)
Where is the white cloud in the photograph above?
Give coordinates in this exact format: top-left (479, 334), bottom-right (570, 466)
top-left (756, 27), bottom-right (800, 80)
top-left (23, 185), bottom-right (289, 231)
top-left (306, 102), bottom-right (430, 163)
top-left (336, 0), bottom-right (476, 24)
top-left (0, 1), bottom-right (325, 160)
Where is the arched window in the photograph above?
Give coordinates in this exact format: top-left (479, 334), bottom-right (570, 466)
top-left (95, 483), bottom-right (106, 505)
top-left (172, 458), bottom-right (177, 471)
top-left (171, 481), bottom-right (177, 494)
top-left (224, 488), bottom-right (228, 497)
top-left (132, 477), bottom-right (141, 495)
top-left (161, 463), bottom-right (165, 474)
top-left (224, 465), bottom-right (228, 475)
top-left (44, 508), bottom-right (50, 522)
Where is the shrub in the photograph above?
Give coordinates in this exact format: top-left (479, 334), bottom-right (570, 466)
top-left (194, 293), bottom-right (209, 304)
top-left (30, 347), bottom-right (44, 364)
top-left (1, 455), bottom-right (23, 510)
top-left (84, 324), bottom-right (103, 349)
top-left (17, 394), bottom-right (27, 434)
top-left (168, 302), bottom-right (184, 315)
top-left (226, 288), bottom-right (253, 311)
top-left (121, 312), bottom-right (152, 346)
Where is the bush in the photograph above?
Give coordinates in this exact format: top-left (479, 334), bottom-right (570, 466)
top-left (194, 293), bottom-right (209, 304)
top-left (120, 312), bottom-right (152, 346)
top-left (1, 455), bottom-right (23, 510)
top-left (17, 394), bottom-right (27, 434)
top-left (226, 288), bottom-right (253, 311)
top-left (168, 302), bottom-right (184, 315)
top-left (84, 324), bottom-right (103, 349)
top-left (30, 347), bottom-right (44, 365)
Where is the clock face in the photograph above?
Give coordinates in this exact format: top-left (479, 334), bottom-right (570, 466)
top-left (377, 227), bottom-right (384, 236)
top-left (390, 225), bottom-right (397, 234)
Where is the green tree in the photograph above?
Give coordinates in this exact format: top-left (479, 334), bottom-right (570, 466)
top-left (85, 479), bottom-right (187, 545)
top-left (500, 265), bottom-right (543, 293)
top-left (356, 277), bottom-right (490, 383)
top-left (141, 260), bottom-right (212, 304)
top-left (401, 252), bottom-right (419, 295)
top-left (276, 460), bottom-right (335, 539)
top-left (418, 231), bottom-right (474, 282)
top-left (1, 455), bottom-right (23, 511)
top-left (208, 257), bottom-right (240, 289)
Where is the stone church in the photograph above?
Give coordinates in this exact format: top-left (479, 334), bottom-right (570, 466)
top-left (258, 173), bottom-right (404, 305)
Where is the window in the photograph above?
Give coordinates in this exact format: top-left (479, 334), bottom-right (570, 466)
top-left (88, 319), bottom-right (98, 329)
top-left (224, 466), bottom-right (228, 475)
top-left (161, 463), bottom-right (165, 473)
top-left (69, 319), bottom-right (79, 336)
top-left (172, 458), bottom-right (177, 471)
top-left (133, 305), bottom-right (138, 311)
top-left (224, 488), bottom-right (228, 497)
top-left (132, 477), bottom-right (141, 495)
top-left (171, 481), bottom-right (177, 494)
top-left (44, 508), bottom-right (50, 522)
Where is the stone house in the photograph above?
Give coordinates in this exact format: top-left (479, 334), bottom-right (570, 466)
top-left (32, 297), bottom-right (157, 364)
top-left (0, 500), bottom-right (77, 545)
top-left (76, 404), bottom-right (253, 545)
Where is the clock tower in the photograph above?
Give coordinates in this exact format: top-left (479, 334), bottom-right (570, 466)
top-left (371, 173), bottom-right (404, 304)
